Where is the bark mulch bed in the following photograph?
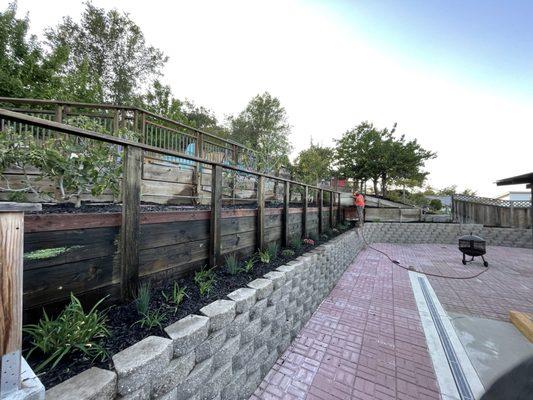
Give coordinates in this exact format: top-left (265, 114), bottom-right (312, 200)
top-left (23, 227), bottom-right (350, 389)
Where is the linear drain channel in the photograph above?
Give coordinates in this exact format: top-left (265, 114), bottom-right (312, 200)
top-left (417, 276), bottom-right (475, 400)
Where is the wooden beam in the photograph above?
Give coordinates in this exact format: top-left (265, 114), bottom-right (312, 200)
top-left (302, 186), bottom-right (308, 238)
top-left (0, 211), bottom-right (24, 394)
top-left (209, 165), bottom-right (222, 267)
top-left (257, 176), bottom-right (265, 250)
top-left (54, 105), bottom-right (63, 123)
top-left (329, 191), bottom-right (334, 229)
top-left (120, 145), bottom-right (142, 302)
top-left (283, 181), bottom-right (290, 247)
top-left (318, 189), bottom-right (324, 234)
top-left (337, 192), bottom-right (341, 225)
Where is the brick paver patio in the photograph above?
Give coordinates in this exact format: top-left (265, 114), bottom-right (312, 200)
top-left (252, 243), bottom-right (532, 400)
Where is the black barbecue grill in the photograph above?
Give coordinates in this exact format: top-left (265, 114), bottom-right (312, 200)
top-left (458, 233), bottom-right (488, 267)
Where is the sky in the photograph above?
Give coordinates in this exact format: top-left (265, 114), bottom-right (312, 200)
top-left (14, 0), bottom-right (533, 197)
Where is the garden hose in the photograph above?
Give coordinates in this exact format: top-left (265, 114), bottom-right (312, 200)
top-left (359, 227), bottom-right (490, 280)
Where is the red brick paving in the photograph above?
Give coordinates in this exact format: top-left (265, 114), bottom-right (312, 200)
top-left (251, 247), bottom-right (441, 400)
top-left (251, 244), bottom-right (532, 399)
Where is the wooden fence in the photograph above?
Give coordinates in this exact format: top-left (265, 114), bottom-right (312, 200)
top-left (0, 109), bottom-right (343, 318)
top-left (452, 194), bottom-right (531, 228)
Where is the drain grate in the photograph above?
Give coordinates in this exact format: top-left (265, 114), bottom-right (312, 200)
top-left (418, 277), bottom-right (475, 400)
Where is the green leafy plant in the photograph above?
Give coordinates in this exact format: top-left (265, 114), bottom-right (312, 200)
top-left (195, 266), bottom-right (216, 296)
top-left (224, 253), bottom-right (241, 275)
top-left (281, 249), bottom-right (295, 258)
top-left (320, 234), bottom-right (329, 241)
top-left (24, 294), bottom-right (109, 372)
top-left (290, 237), bottom-right (302, 251)
top-left (135, 283), bottom-right (151, 316)
top-left (134, 307), bottom-right (167, 329)
top-left (258, 249), bottom-right (271, 264)
top-left (162, 282), bottom-right (187, 309)
top-left (243, 256), bottom-right (256, 273)
top-left (267, 242), bottom-right (279, 259)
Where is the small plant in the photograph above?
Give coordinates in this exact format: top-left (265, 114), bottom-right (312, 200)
top-left (267, 242), bottom-right (279, 259)
top-left (303, 238), bottom-right (315, 246)
top-left (290, 237), bottom-right (302, 251)
top-left (258, 249), bottom-right (271, 264)
top-left (281, 249), bottom-right (295, 258)
top-left (225, 253), bottom-right (241, 275)
top-left (135, 283), bottom-right (151, 316)
top-left (243, 256), bottom-right (256, 273)
top-left (320, 234), bottom-right (329, 241)
top-left (162, 282), bottom-right (187, 309)
top-left (195, 266), bottom-right (216, 296)
top-left (134, 307), bottom-right (167, 329)
top-left (24, 294), bottom-right (109, 372)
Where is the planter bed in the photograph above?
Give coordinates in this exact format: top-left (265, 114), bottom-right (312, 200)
top-left (24, 226), bottom-right (351, 390)
top-left (29, 228), bottom-right (363, 400)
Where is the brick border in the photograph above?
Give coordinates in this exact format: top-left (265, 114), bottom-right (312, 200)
top-left (45, 229), bottom-right (365, 400)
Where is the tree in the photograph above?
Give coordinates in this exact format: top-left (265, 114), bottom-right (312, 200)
top-left (228, 92), bottom-right (291, 173)
top-left (429, 198), bottom-right (442, 211)
top-left (293, 142), bottom-right (334, 186)
top-left (46, 1), bottom-right (168, 104)
top-left (0, 2), bottom-right (65, 99)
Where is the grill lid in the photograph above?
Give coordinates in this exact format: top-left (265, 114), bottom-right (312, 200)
top-left (458, 234), bottom-right (485, 243)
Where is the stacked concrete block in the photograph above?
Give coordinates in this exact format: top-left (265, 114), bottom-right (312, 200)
top-left (44, 229), bottom-right (364, 400)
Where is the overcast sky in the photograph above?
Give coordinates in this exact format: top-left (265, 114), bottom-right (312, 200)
top-left (15, 0), bottom-right (533, 197)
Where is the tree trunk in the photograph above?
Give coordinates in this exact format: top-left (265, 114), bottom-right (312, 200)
top-left (381, 175), bottom-right (387, 197)
top-left (373, 179), bottom-right (378, 195)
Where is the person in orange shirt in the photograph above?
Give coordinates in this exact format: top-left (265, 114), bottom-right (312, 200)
top-left (353, 191), bottom-right (365, 227)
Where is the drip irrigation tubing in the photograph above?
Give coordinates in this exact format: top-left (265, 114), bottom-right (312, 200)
top-left (359, 227), bottom-right (490, 280)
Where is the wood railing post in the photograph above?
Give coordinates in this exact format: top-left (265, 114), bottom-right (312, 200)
top-left (302, 185), bottom-right (308, 238)
top-left (0, 203), bottom-right (41, 396)
top-left (329, 191), bottom-right (333, 229)
top-left (120, 145), bottom-right (142, 302)
top-left (337, 192), bottom-right (341, 225)
top-left (54, 104), bottom-right (63, 123)
top-left (318, 189), bottom-right (324, 235)
top-left (257, 176), bottom-right (265, 251)
top-left (509, 201), bottom-right (515, 228)
top-left (113, 110), bottom-right (120, 133)
top-left (283, 181), bottom-right (290, 247)
top-left (209, 165), bottom-right (222, 267)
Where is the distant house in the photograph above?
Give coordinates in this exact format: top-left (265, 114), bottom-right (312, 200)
top-left (496, 191), bottom-right (531, 201)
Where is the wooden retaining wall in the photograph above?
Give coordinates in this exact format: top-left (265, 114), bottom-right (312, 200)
top-left (22, 207), bottom-right (338, 321)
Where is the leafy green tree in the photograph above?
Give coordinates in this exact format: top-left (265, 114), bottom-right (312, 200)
top-left (229, 92), bottom-right (291, 173)
top-left (46, 1), bottom-right (168, 104)
top-left (0, 2), bottom-right (65, 99)
top-left (293, 142), bottom-right (334, 185)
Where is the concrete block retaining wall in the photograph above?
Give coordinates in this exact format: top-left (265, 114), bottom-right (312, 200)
top-left (363, 222), bottom-right (532, 249)
top-left (45, 229), bottom-right (365, 400)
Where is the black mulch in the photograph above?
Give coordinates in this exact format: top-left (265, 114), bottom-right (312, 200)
top-left (23, 228), bottom-right (349, 389)
top-left (27, 201), bottom-right (315, 214)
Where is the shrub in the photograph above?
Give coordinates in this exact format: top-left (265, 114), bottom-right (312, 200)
top-left (225, 253), bottom-right (241, 275)
top-left (243, 256), bottom-right (256, 273)
top-left (135, 283), bottom-right (151, 316)
top-left (290, 237), bottom-right (302, 251)
top-left (258, 249), bottom-right (271, 264)
top-left (320, 234), bottom-right (329, 241)
top-left (24, 294), bottom-right (109, 372)
top-left (303, 238), bottom-right (315, 246)
top-left (429, 199), bottom-right (442, 211)
top-left (162, 282), bottom-right (187, 310)
top-left (195, 267), bottom-right (216, 296)
top-left (267, 242), bottom-right (279, 259)
top-left (281, 249), bottom-right (295, 258)
top-left (134, 307), bottom-right (167, 329)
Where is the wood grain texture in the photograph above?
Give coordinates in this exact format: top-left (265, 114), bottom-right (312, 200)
top-left (283, 181), bottom-right (290, 247)
top-left (257, 176), bottom-right (265, 250)
top-left (209, 165), bottom-right (222, 267)
top-left (120, 145), bottom-right (142, 301)
top-left (0, 212), bottom-right (23, 357)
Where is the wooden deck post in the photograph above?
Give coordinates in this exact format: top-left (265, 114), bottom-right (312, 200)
top-left (318, 189), bottom-right (324, 235)
top-left (337, 192), bottom-right (342, 225)
top-left (0, 203), bottom-right (41, 396)
top-left (209, 165), bottom-right (222, 267)
top-left (54, 105), bottom-right (63, 123)
top-left (329, 191), bottom-right (334, 229)
top-left (283, 181), bottom-right (290, 247)
top-left (257, 176), bottom-right (265, 250)
top-left (120, 146), bottom-right (142, 302)
top-left (302, 185), bottom-right (308, 238)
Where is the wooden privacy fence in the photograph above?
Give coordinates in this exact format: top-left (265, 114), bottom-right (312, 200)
top-left (0, 109), bottom-right (343, 308)
top-left (452, 194), bottom-right (532, 228)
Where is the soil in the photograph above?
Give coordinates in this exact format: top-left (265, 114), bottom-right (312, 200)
top-left (27, 201), bottom-right (314, 214)
top-left (23, 227), bottom-right (350, 389)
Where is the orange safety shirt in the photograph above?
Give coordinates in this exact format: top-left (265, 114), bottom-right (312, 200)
top-left (354, 194), bottom-right (365, 207)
